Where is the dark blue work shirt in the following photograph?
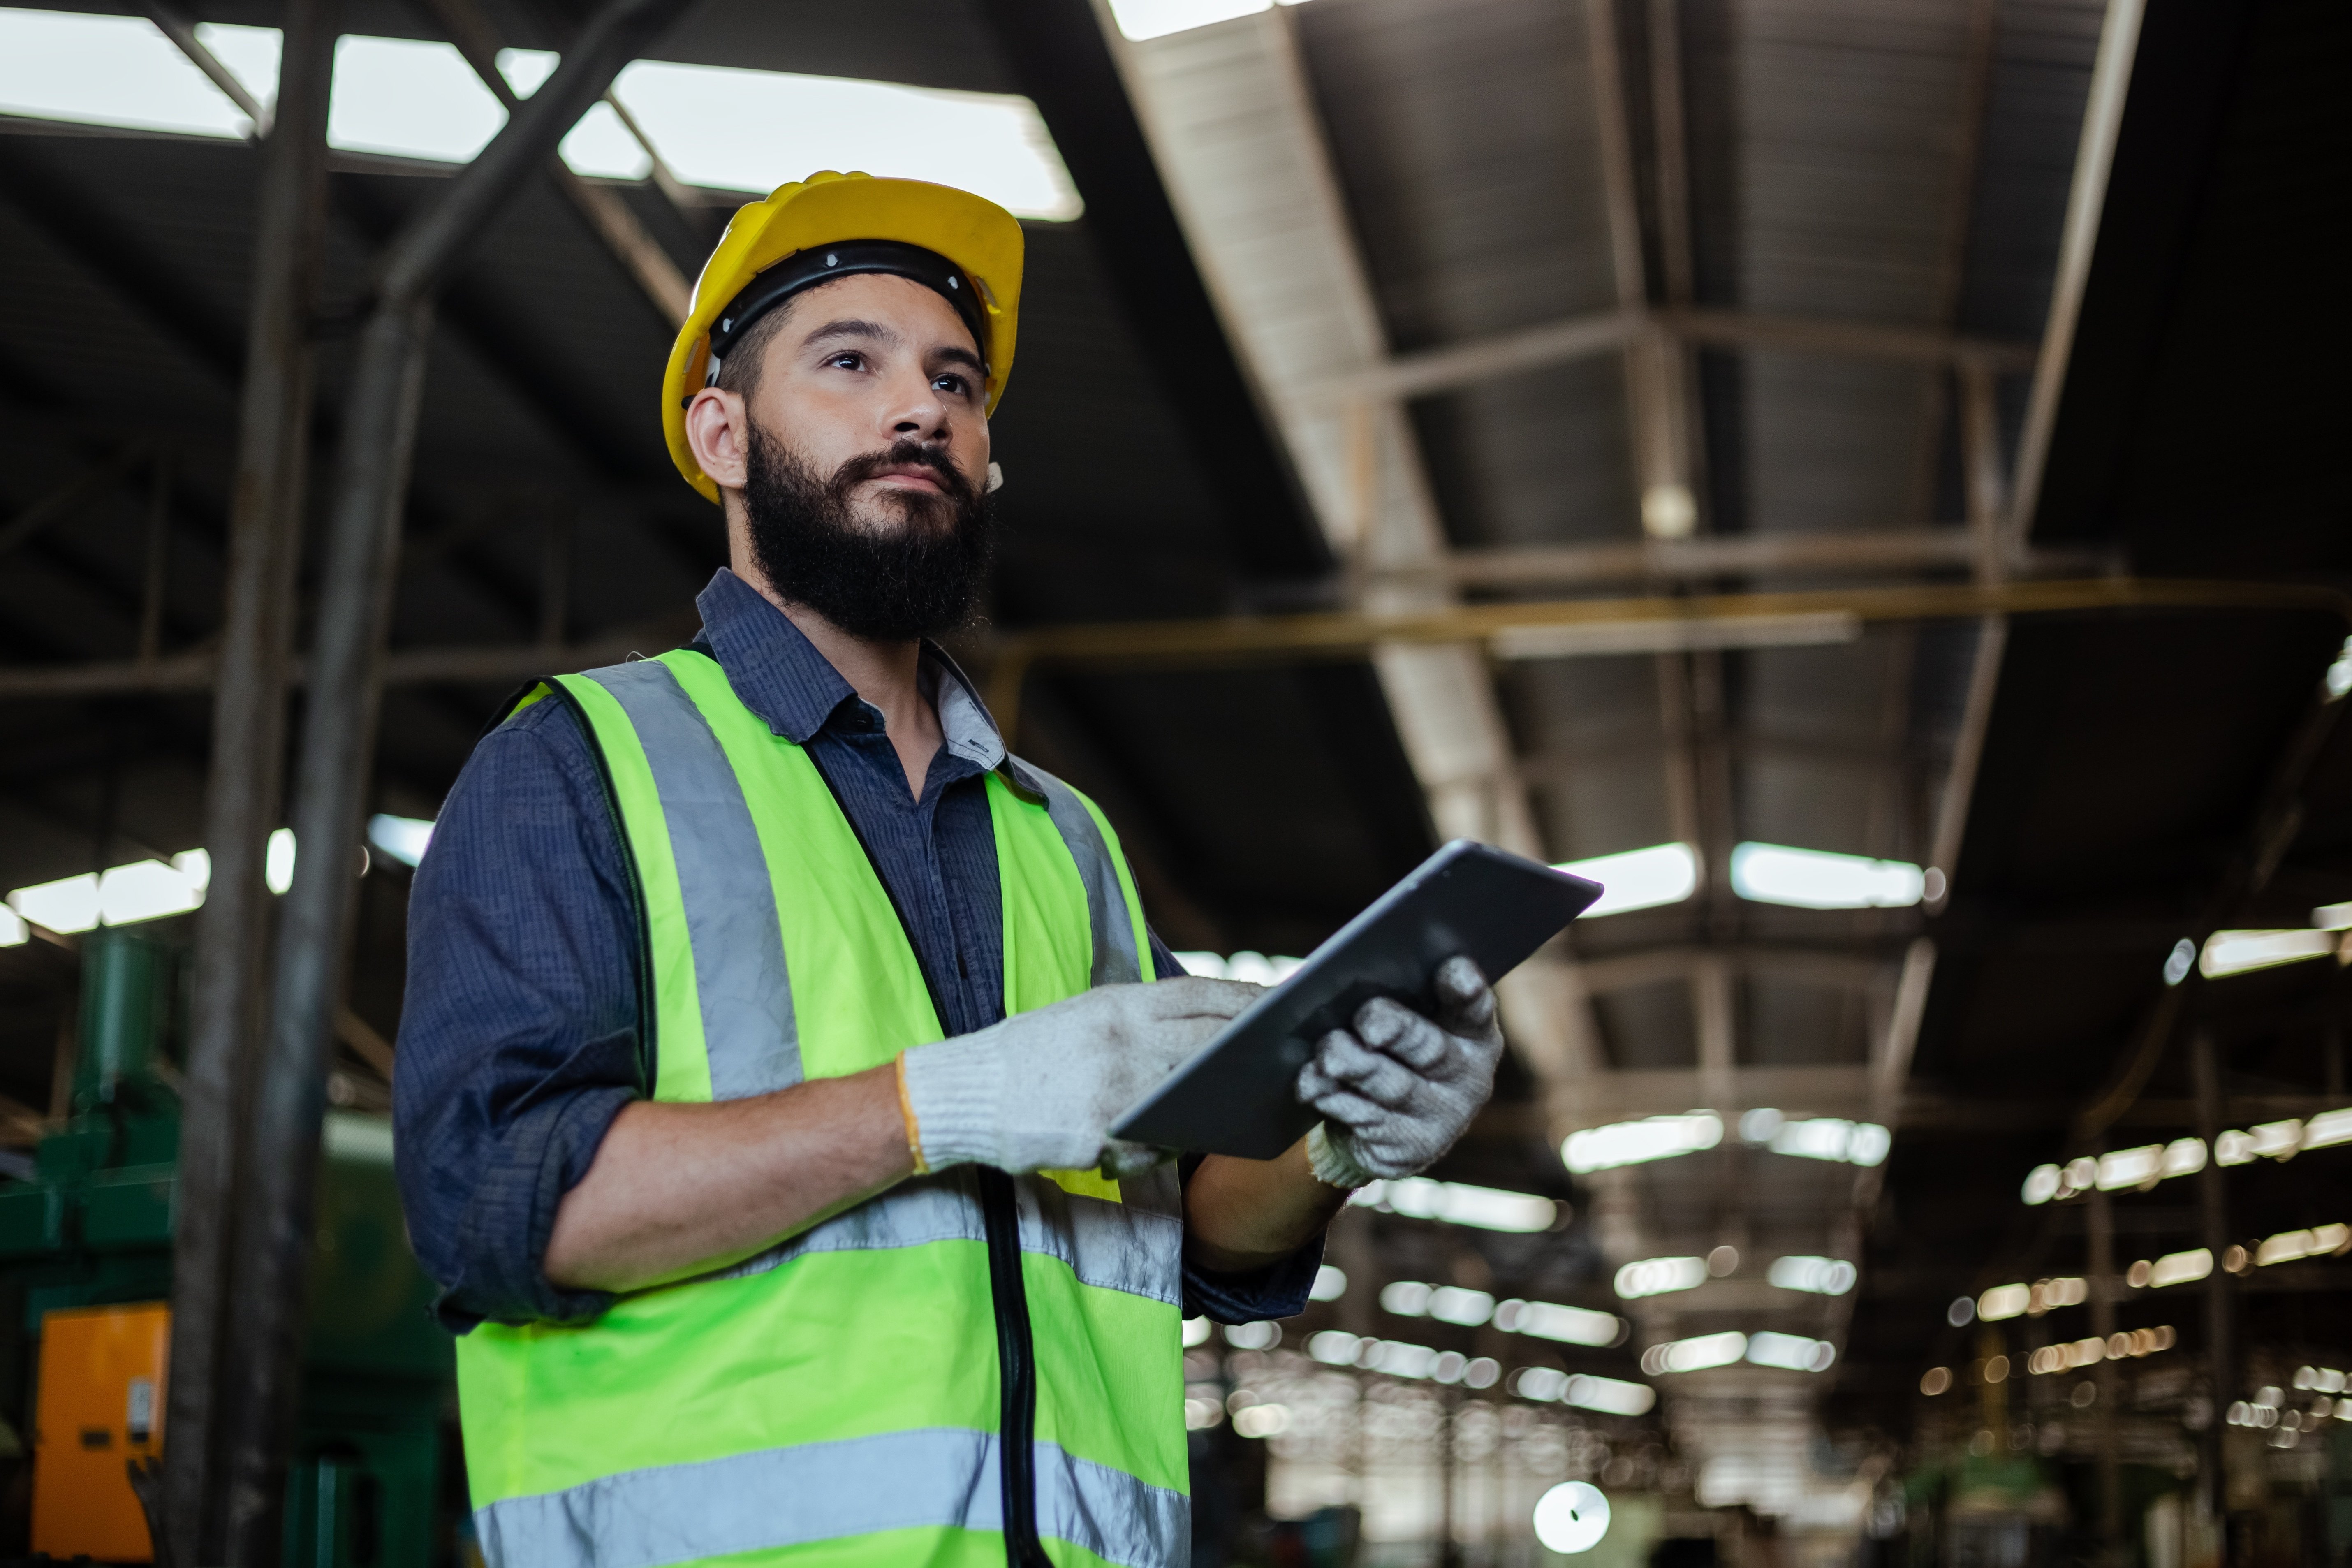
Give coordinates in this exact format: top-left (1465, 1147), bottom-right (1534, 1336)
top-left (393, 569), bottom-right (1319, 1331)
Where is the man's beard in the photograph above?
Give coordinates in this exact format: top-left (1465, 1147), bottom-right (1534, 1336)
top-left (741, 423), bottom-right (997, 642)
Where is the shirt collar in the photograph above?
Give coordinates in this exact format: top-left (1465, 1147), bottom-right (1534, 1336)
top-left (693, 569), bottom-right (1007, 771)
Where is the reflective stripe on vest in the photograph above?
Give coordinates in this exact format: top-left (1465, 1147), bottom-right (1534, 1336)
top-left (705, 1164), bottom-right (1183, 1306)
top-left (475, 1429), bottom-right (1188, 1568)
top-left (457, 650), bottom-right (1185, 1568)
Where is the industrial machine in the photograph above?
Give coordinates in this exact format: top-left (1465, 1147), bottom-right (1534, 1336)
top-left (0, 926), bottom-right (452, 1565)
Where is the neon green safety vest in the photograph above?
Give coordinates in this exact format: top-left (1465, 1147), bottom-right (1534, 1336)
top-left (457, 649), bottom-right (1189, 1568)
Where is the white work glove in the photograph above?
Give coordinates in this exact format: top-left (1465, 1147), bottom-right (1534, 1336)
top-left (1295, 957), bottom-right (1504, 1186)
top-left (898, 977), bottom-right (1262, 1177)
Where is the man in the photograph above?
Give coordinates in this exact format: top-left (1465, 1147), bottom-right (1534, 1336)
top-left (394, 171), bottom-right (1505, 1567)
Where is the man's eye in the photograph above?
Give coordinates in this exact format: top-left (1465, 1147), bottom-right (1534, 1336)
top-left (934, 373), bottom-right (970, 396)
top-left (827, 352), bottom-right (863, 370)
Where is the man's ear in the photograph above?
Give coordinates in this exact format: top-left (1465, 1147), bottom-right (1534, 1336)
top-left (685, 387), bottom-right (750, 491)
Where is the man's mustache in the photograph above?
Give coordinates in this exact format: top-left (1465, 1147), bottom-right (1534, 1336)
top-left (831, 441), bottom-right (977, 503)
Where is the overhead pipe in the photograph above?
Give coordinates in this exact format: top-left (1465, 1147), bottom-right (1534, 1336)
top-left (214, 0), bottom-right (694, 1558)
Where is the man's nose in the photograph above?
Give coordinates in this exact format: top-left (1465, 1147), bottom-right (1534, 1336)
top-left (887, 371), bottom-right (950, 441)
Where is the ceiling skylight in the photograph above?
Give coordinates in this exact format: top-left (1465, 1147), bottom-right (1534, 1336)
top-left (0, 8), bottom-right (1081, 220)
top-left (1107, 0), bottom-right (1314, 44)
top-left (602, 62), bottom-right (1080, 219)
top-left (0, 7), bottom-right (270, 137)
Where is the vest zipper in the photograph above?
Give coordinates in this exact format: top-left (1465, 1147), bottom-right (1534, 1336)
top-left (796, 745), bottom-right (1049, 1567)
top-left (978, 1168), bottom-right (1051, 1567)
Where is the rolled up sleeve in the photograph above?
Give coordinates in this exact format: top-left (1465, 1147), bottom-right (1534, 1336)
top-left (393, 698), bottom-right (644, 1332)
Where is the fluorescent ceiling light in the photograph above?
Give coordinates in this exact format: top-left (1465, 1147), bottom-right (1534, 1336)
top-left (4, 834), bottom-right (301, 936)
top-left (1308, 1265), bottom-right (1346, 1302)
top-left (367, 814), bottom-right (435, 868)
top-left (1494, 1298), bottom-right (1622, 1347)
top-left (1563, 1111), bottom-right (1721, 1174)
top-left (8, 873), bottom-right (101, 935)
top-left (2200, 928), bottom-right (2338, 979)
top-left (1172, 950), bottom-right (1301, 984)
top-left (0, 7), bottom-right (269, 137)
top-left (1358, 1339), bottom-right (1436, 1380)
top-left (2256, 1225), bottom-right (2349, 1266)
top-left (1560, 1373), bottom-right (1653, 1416)
top-left (2023, 1136), bottom-right (2206, 1205)
top-left (1748, 1113), bottom-right (1889, 1168)
top-left (1744, 1331), bottom-right (1836, 1373)
top-left (1729, 842), bottom-right (1924, 910)
top-left (1302, 1335), bottom-right (1503, 1386)
top-left (2141, 1249), bottom-right (2213, 1289)
top-left (1380, 1280), bottom-right (1479, 1320)
top-left (266, 827), bottom-right (298, 895)
top-left (2294, 1365), bottom-right (2348, 1394)
top-left (2028, 1276), bottom-right (2087, 1311)
top-left (1640, 1331), bottom-right (1748, 1374)
top-left (2305, 1108), bottom-right (2352, 1150)
top-left (0, 906), bottom-right (25, 948)
top-left (2028, 1327), bottom-right (2174, 1376)
top-left (2315, 902), bottom-right (2352, 930)
top-left (2329, 637), bottom-right (2352, 701)
top-left (1353, 1177), bottom-right (1556, 1232)
top-left (1553, 842), bottom-right (1697, 917)
top-left (604, 60), bottom-right (1081, 219)
top-left (1766, 1256), bottom-right (1856, 1296)
top-left (1614, 1255), bottom-right (1707, 1300)
top-left (1425, 1286), bottom-right (1494, 1326)
top-left (1510, 1367), bottom-right (1655, 1416)
top-left (1976, 1283), bottom-right (2030, 1322)
top-left (97, 860), bottom-right (204, 925)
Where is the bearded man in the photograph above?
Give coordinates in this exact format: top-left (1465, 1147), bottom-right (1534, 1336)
top-left (394, 173), bottom-right (1507, 1567)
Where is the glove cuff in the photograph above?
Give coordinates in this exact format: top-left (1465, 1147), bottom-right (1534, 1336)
top-left (1307, 1122), bottom-right (1378, 1190)
top-left (899, 1030), bottom-right (1006, 1171)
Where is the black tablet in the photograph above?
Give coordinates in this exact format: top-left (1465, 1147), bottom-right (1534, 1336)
top-left (1112, 840), bottom-right (1602, 1160)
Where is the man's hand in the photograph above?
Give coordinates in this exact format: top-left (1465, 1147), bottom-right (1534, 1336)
top-left (1295, 956), bottom-right (1504, 1184)
top-left (900, 976), bottom-right (1262, 1175)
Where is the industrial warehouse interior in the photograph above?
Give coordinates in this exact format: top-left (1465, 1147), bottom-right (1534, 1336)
top-left (0, 0), bottom-right (2348, 1561)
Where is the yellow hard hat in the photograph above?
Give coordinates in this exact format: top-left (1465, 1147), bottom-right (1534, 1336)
top-left (660, 171), bottom-right (1026, 502)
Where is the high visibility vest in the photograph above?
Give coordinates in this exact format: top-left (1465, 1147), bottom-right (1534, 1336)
top-left (456, 649), bottom-right (1189, 1568)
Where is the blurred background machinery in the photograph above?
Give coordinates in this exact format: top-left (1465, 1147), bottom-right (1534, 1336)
top-left (0, 929), bottom-right (449, 1565)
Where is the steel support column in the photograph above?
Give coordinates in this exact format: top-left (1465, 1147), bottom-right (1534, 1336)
top-left (161, 0), bottom-right (336, 1552)
top-left (214, 0), bottom-right (693, 1557)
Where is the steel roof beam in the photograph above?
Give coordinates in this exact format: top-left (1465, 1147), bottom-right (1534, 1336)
top-left (8, 574), bottom-right (2336, 702)
top-left (1404, 528), bottom-right (2107, 591)
top-left (1297, 307), bottom-right (2037, 408)
top-left (139, 0), bottom-right (272, 138)
top-left (417, 0), bottom-right (693, 326)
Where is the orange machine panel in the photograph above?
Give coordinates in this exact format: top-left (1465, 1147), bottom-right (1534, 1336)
top-left (32, 1302), bottom-right (169, 1562)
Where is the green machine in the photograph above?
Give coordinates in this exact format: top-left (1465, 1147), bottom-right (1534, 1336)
top-left (0, 926), bottom-right (454, 1566)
